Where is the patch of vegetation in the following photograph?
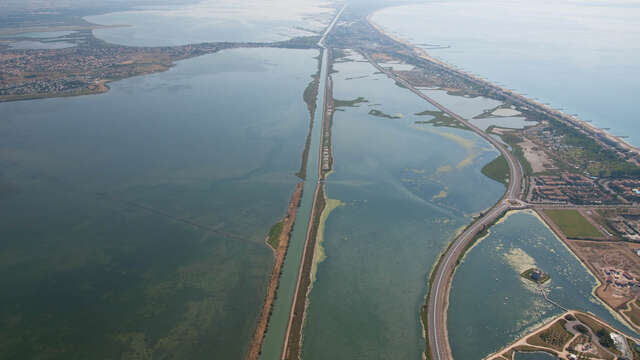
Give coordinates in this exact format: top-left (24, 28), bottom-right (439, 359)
top-left (368, 109), bottom-right (401, 119)
top-left (333, 96), bottom-right (368, 108)
top-left (526, 319), bottom-right (573, 351)
top-left (596, 328), bottom-right (614, 348)
top-left (271, 35), bottom-right (321, 49)
top-left (420, 305), bottom-right (432, 360)
top-left (481, 155), bottom-right (509, 185)
top-left (297, 75), bottom-right (320, 180)
top-left (331, 48), bottom-right (348, 60)
top-left (544, 118), bottom-right (640, 178)
top-left (445, 88), bottom-right (482, 98)
top-left (520, 268), bottom-right (550, 284)
top-left (414, 110), bottom-right (468, 130)
top-left (573, 324), bottom-right (589, 334)
top-left (501, 133), bottom-right (533, 176)
top-left (574, 314), bottom-right (610, 341)
top-left (267, 221), bottom-right (284, 250)
top-left (622, 300), bottom-right (640, 327)
top-left (544, 209), bottom-right (603, 239)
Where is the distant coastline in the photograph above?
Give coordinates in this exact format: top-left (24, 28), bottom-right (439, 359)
top-left (367, 10), bottom-right (640, 157)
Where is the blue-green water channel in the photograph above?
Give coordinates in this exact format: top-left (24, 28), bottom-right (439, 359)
top-left (300, 51), bottom-right (505, 359)
top-left (259, 46), bottom-right (328, 360)
top-left (448, 211), bottom-right (637, 359)
top-left (0, 48), bottom-right (317, 359)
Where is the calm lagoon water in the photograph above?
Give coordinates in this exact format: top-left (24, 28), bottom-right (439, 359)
top-left (417, 88), bottom-right (535, 130)
top-left (372, 0), bottom-right (640, 145)
top-left (0, 48), bottom-right (317, 359)
top-left (301, 53), bottom-right (505, 359)
top-left (0, 31), bottom-right (77, 49)
top-left (7, 40), bottom-right (75, 49)
top-left (448, 211), bottom-right (636, 359)
top-left (259, 46), bottom-right (329, 360)
top-left (86, 0), bottom-right (334, 46)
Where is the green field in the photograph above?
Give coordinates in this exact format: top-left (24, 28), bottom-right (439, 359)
top-left (481, 155), bottom-right (509, 185)
top-left (544, 209), bottom-right (603, 239)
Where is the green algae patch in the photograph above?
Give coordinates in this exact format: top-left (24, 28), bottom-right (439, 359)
top-left (481, 154), bottom-right (509, 185)
top-left (411, 125), bottom-right (480, 170)
top-left (310, 197), bottom-right (344, 284)
top-left (266, 220), bottom-right (284, 250)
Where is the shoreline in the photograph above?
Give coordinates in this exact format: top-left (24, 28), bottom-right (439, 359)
top-left (246, 182), bottom-right (304, 360)
top-left (484, 310), bottom-right (640, 360)
top-left (534, 208), bottom-right (640, 335)
top-left (367, 10), bottom-right (640, 157)
top-left (0, 37), bottom-right (322, 104)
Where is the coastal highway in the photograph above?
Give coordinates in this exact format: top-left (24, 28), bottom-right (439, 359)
top-left (365, 54), bottom-right (523, 360)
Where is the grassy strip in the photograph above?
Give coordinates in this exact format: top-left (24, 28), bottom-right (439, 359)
top-left (297, 75), bottom-right (320, 180)
top-left (481, 155), bottom-right (509, 185)
top-left (543, 209), bottom-right (602, 239)
top-left (266, 221), bottom-right (284, 250)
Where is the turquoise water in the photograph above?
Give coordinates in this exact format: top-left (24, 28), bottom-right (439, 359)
top-left (86, 0), bottom-right (333, 46)
top-left (372, 0), bottom-right (640, 145)
top-left (301, 53), bottom-right (505, 359)
top-left (0, 48), bottom-right (317, 359)
top-left (448, 211), bottom-right (636, 359)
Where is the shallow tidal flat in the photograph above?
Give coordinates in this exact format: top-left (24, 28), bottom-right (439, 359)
top-left (0, 48), bottom-right (317, 359)
top-left (300, 53), bottom-right (505, 359)
top-left (448, 211), bottom-right (637, 359)
top-left (372, 0), bottom-right (640, 145)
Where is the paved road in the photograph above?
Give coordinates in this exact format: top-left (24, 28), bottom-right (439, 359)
top-left (365, 55), bottom-right (523, 360)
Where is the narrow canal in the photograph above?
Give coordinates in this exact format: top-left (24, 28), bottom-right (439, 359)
top-left (260, 46), bottom-right (329, 359)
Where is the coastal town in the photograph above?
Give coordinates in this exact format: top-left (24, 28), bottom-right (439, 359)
top-left (0, 29), bottom-right (318, 102)
top-left (486, 311), bottom-right (640, 360)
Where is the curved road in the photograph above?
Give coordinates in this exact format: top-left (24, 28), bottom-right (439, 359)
top-left (365, 56), bottom-right (523, 359)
